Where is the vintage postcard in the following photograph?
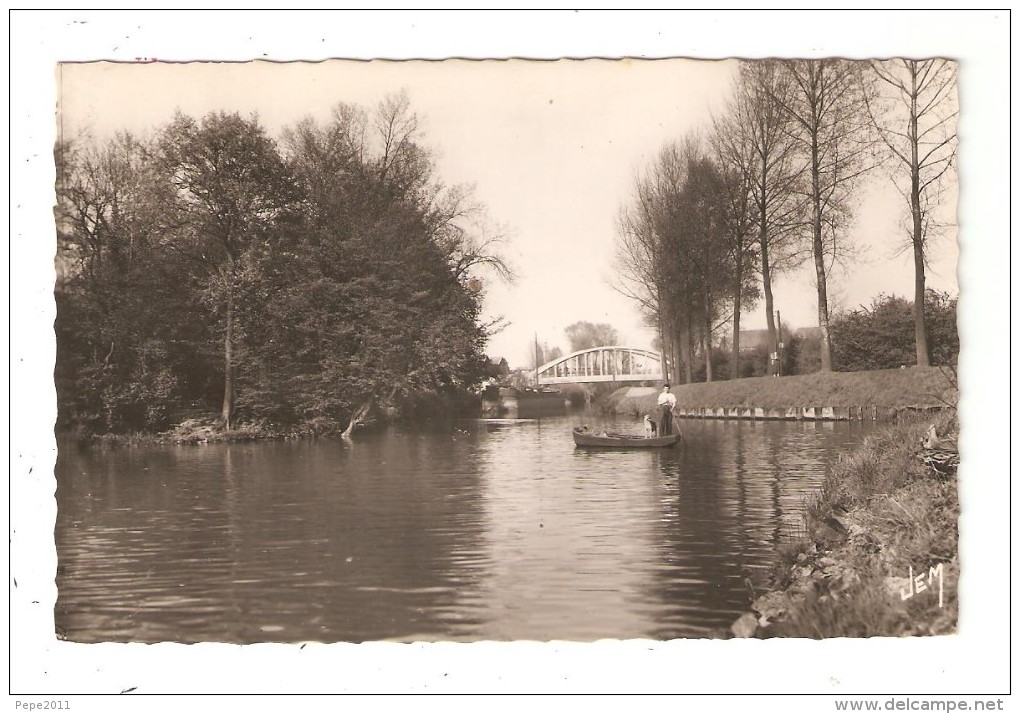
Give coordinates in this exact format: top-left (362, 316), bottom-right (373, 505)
top-left (9, 9), bottom-right (1010, 705)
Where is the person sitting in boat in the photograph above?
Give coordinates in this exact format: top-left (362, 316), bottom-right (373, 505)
top-left (643, 414), bottom-right (657, 437)
top-left (657, 383), bottom-right (677, 435)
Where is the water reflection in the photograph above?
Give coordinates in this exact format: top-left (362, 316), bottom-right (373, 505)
top-left (55, 415), bottom-right (870, 643)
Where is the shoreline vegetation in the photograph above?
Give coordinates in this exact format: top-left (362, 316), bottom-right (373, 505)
top-left (730, 409), bottom-right (959, 638)
top-left (605, 365), bottom-right (961, 638)
top-left (76, 365), bottom-right (957, 447)
top-left (76, 392), bottom-right (484, 448)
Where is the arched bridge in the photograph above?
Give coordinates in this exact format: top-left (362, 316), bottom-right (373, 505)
top-left (537, 346), bottom-right (664, 386)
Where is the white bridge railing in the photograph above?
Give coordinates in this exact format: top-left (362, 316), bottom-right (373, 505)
top-left (536, 346), bottom-right (664, 385)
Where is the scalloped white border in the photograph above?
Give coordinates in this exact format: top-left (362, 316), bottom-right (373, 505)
top-left (8, 9), bottom-right (1010, 704)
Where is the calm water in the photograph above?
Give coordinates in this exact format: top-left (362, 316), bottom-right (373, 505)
top-left (55, 414), bottom-right (872, 643)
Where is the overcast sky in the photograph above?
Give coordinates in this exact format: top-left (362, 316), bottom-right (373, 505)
top-left (10, 10), bottom-right (1011, 699)
top-left (58, 56), bottom-right (959, 368)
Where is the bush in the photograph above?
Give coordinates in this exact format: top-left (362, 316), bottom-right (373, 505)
top-left (830, 290), bottom-right (958, 372)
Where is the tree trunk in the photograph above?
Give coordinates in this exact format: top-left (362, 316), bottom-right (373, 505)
top-left (670, 329), bottom-right (682, 386)
top-left (704, 308), bottom-right (714, 383)
top-left (682, 311), bottom-right (695, 384)
top-left (912, 228), bottom-right (929, 367)
top-left (221, 286), bottom-right (234, 430)
top-left (342, 401), bottom-right (371, 438)
top-left (731, 287), bottom-right (742, 380)
top-left (759, 185), bottom-right (778, 360)
top-left (657, 311), bottom-right (669, 384)
top-left (810, 139), bottom-right (833, 372)
top-left (909, 84), bottom-right (931, 367)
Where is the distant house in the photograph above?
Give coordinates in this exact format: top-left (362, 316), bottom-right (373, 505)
top-left (734, 327), bottom-right (819, 353)
top-left (487, 357), bottom-right (511, 377)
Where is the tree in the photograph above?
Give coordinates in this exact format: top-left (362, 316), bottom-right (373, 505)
top-left (157, 111), bottom-right (299, 429)
top-left (644, 137), bottom-right (734, 383)
top-left (614, 135), bottom-right (743, 384)
top-left (677, 147), bottom-right (739, 382)
top-left (714, 162), bottom-right (762, 379)
top-left (774, 59), bottom-right (877, 372)
top-left (831, 294), bottom-right (916, 372)
top-left (712, 60), bottom-right (804, 371)
top-left (54, 131), bottom-right (211, 432)
top-left (564, 322), bottom-right (620, 352)
top-left (530, 340), bottom-right (563, 370)
top-left (54, 97), bottom-right (503, 438)
top-left (276, 97), bottom-right (493, 432)
top-left (613, 173), bottom-right (671, 379)
top-left (864, 59), bottom-right (958, 367)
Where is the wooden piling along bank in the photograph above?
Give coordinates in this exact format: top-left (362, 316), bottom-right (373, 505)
top-left (673, 404), bottom-right (950, 422)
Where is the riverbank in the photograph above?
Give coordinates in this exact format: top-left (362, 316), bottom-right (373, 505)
top-left (80, 391), bottom-right (484, 447)
top-left (610, 366), bottom-right (957, 420)
top-left (730, 410), bottom-right (960, 638)
top-left (87, 417), bottom-right (337, 448)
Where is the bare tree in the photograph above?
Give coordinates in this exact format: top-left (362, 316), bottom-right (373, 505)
top-left (713, 60), bottom-right (805, 369)
top-left (55, 131), bottom-right (160, 286)
top-left (651, 140), bottom-right (697, 384)
top-left (613, 167), bottom-right (673, 380)
top-left (614, 135), bottom-right (741, 384)
top-left (774, 59), bottom-right (877, 372)
top-left (430, 184), bottom-right (516, 285)
top-left (366, 93), bottom-right (517, 289)
top-left (713, 159), bottom-right (761, 379)
top-left (864, 59), bottom-right (958, 367)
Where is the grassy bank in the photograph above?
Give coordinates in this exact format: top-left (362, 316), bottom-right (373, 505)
top-left (611, 366), bottom-right (957, 416)
top-left (731, 410), bottom-right (960, 638)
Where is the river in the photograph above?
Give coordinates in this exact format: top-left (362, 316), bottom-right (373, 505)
top-left (54, 413), bottom-right (872, 643)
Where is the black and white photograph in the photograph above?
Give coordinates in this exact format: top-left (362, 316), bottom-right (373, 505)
top-left (9, 9), bottom-right (1011, 705)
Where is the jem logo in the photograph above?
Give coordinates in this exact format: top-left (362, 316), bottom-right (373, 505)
top-left (900, 563), bottom-right (945, 607)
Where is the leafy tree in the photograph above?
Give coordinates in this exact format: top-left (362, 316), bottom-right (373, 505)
top-left (564, 322), bottom-right (620, 352)
top-left (614, 172), bottom-right (671, 378)
top-left (615, 134), bottom-right (749, 384)
top-left (273, 97), bottom-right (493, 433)
top-left (54, 95), bottom-right (501, 438)
top-left (55, 131), bottom-right (212, 432)
top-left (830, 291), bottom-right (958, 372)
top-left (713, 161), bottom-right (762, 380)
top-left (784, 329), bottom-right (822, 376)
top-left (831, 294), bottom-right (915, 372)
top-left (924, 290), bottom-right (959, 366)
top-left (157, 111), bottom-right (299, 429)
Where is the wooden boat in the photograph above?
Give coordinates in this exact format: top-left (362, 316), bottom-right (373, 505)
top-left (572, 426), bottom-right (679, 448)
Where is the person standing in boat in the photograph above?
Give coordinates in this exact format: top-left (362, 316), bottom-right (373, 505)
top-left (657, 383), bottom-right (677, 435)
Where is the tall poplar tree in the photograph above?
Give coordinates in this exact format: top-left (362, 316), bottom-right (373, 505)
top-left (865, 59), bottom-right (958, 367)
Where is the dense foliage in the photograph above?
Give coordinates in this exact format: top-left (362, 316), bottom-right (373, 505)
top-left (55, 97), bottom-right (503, 435)
top-left (831, 291), bottom-right (958, 372)
top-left (564, 321), bottom-right (620, 352)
